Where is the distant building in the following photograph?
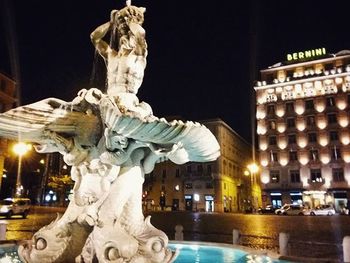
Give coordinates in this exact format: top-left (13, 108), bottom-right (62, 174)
top-left (254, 49), bottom-right (350, 212)
top-left (0, 72), bottom-right (17, 190)
top-left (143, 118), bottom-right (262, 213)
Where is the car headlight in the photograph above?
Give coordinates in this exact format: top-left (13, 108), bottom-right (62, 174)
top-left (0, 207), bottom-right (9, 213)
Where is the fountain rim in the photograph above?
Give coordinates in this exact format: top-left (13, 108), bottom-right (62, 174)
top-left (168, 240), bottom-right (282, 260)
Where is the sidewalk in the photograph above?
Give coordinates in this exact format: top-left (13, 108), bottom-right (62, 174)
top-left (31, 205), bottom-right (67, 214)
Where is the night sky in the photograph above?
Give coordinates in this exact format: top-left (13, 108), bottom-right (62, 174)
top-left (1, 0), bottom-right (350, 143)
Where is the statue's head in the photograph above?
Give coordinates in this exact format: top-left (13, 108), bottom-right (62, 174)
top-left (114, 5), bottom-right (146, 36)
top-left (117, 5), bottom-right (145, 25)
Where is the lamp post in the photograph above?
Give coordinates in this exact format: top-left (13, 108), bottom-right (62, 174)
top-left (12, 142), bottom-right (32, 197)
top-left (245, 162), bottom-right (259, 212)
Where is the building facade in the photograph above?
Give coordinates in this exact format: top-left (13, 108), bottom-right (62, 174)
top-left (255, 49), bottom-right (350, 212)
top-left (0, 72), bottom-right (17, 191)
top-left (143, 118), bottom-right (262, 213)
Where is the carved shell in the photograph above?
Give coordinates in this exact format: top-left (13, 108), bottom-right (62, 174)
top-left (100, 99), bottom-right (220, 163)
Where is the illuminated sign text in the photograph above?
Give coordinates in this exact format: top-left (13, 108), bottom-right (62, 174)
top-left (287, 48), bottom-right (326, 61)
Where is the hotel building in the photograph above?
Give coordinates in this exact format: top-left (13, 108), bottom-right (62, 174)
top-left (143, 118), bottom-right (262, 213)
top-left (255, 49), bottom-right (350, 212)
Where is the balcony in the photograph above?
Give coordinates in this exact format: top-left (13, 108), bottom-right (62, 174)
top-left (307, 178), bottom-right (325, 189)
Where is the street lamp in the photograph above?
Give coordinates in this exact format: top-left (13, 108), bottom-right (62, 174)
top-left (245, 162), bottom-right (260, 212)
top-left (247, 162), bottom-right (259, 174)
top-left (12, 142), bottom-right (32, 197)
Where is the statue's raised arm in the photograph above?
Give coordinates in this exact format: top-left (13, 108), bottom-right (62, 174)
top-left (91, 6), bottom-right (147, 97)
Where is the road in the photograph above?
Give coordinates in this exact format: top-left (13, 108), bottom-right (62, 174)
top-left (2, 206), bottom-right (66, 241)
top-left (148, 211), bottom-right (350, 260)
top-left (2, 208), bottom-right (350, 260)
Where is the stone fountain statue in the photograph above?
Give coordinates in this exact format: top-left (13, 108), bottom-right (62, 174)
top-left (0, 2), bottom-right (220, 263)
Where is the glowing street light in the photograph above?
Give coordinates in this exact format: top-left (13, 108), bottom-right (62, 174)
top-left (12, 142), bottom-right (32, 197)
top-left (247, 163), bottom-right (259, 174)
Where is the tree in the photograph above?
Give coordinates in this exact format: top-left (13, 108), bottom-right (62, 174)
top-left (47, 174), bottom-right (73, 206)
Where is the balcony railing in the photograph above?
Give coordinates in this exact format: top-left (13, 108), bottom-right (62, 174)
top-left (307, 178), bottom-right (325, 185)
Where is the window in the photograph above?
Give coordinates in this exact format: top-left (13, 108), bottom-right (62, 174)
top-left (187, 165), bottom-right (192, 173)
top-left (309, 149), bottom-right (319, 161)
top-left (270, 152), bottom-right (278, 162)
top-left (270, 170), bottom-right (280, 183)
top-left (290, 170), bottom-right (300, 183)
top-left (269, 121), bottom-right (276, 130)
top-left (288, 134), bottom-right (296, 144)
top-left (289, 151), bottom-right (298, 161)
top-left (287, 118), bottom-right (295, 128)
top-left (175, 169), bottom-right (180, 178)
top-left (327, 113), bottom-right (337, 124)
top-left (325, 63), bottom-right (333, 71)
top-left (267, 105), bottom-right (275, 115)
top-left (310, 169), bottom-right (322, 182)
top-left (207, 165), bottom-right (212, 175)
top-left (332, 168), bottom-right (344, 182)
top-left (194, 184), bottom-right (202, 189)
top-left (269, 136), bottom-right (277, 146)
top-left (306, 116), bottom-right (316, 127)
top-left (326, 97), bottom-right (335, 107)
top-left (266, 73), bottom-right (274, 83)
top-left (185, 183), bottom-right (193, 189)
top-left (162, 170), bottom-right (166, 178)
top-left (286, 102), bottom-right (294, 113)
top-left (206, 182), bottom-right (214, 189)
top-left (308, 133), bottom-right (317, 143)
top-left (331, 147), bottom-right (341, 160)
top-left (329, 131), bottom-right (339, 141)
top-left (305, 99), bottom-right (314, 110)
top-left (197, 164), bottom-right (203, 174)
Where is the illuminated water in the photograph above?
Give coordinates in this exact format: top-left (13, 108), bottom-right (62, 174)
top-left (0, 243), bottom-right (293, 263)
top-left (169, 243), bottom-right (293, 263)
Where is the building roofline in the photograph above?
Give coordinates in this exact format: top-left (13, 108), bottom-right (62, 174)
top-left (200, 118), bottom-right (252, 147)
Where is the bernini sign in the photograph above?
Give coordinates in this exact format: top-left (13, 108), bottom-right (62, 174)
top-left (287, 48), bottom-right (326, 61)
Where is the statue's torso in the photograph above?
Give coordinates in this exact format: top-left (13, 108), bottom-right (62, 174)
top-left (106, 53), bottom-right (146, 96)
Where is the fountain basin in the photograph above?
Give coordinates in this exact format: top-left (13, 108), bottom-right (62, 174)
top-left (169, 241), bottom-right (293, 263)
top-left (0, 240), bottom-right (294, 263)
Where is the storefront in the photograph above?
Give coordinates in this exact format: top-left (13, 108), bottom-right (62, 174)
top-left (303, 190), bottom-right (327, 209)
top-left (205, 195), bottom-right (214, 212)
top-left (184, 195), bottom-right (193, 211)
top-left (290, 191), bottom-right (303, 205)
top-left (270, 192), bottom-right (282, 208)
top-left (332, 191), bottom-right (348, 213)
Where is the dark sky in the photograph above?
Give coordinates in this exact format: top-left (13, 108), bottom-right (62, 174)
top-left (1, 0), bottom-right (350, 143)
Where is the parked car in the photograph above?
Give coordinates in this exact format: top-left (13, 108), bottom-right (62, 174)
top-left (275, 204), bottom-right (306, 215)
top-left (257, 204), bottom-right (278, 214)
top-left (306, 205), bottom-right (336, 216)
top-left (0, 198), bottom-right (31, 218)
